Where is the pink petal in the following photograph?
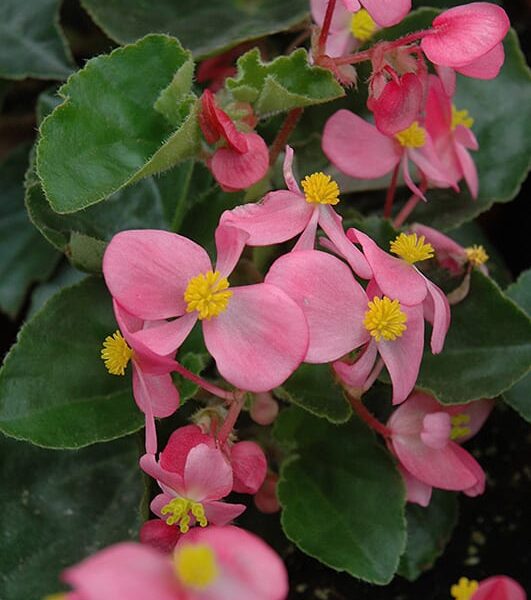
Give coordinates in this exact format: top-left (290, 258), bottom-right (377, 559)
top-left (292, 207), bottom-right (320, 251)
top-left (203, 283), bottom-right (309, 392)
top-left (455, 142), bottom-right (479, 199)
top-left (160, 424), bottom-right (213, 476)
top-left (62, 543), bottom-right (178, 600)
top-left (323, 29), bottom-right (359, 58)
top-left (372, 72), bottom-right (423, 136)
top-left (425, 75), bottom-right (452, 141)
top-left (220, 190), bottom-right (312, 246)
top-left (184, 444), bottom-right (233, 502)
top-left (454, 125), bottom-right (479, 150)
top-left (103, 230), bottom-right (211, 320)
top-left (340, 0), bottom-right (362, 13)
top-left (311, 0), bottom-right (352, 31)
top-left (282, 145), bottom-right (302, 194)
top-left (421, 3), bottom-right (510, 67)
top-left (131, 312), bottom-right (197, 357)
top-left (203, 502), bottom-right (247, 526)
top-left (411, 223), bottom-right (466, 275)
top-left (139, 519), bottom-right (181, 553)
top-left (250, 392), bottom-right (279, 426)
top-left (211, 133), bottom-right (269, 191)
top-left (420, 412), bottom-right (451, 449)
top-left (473, 576), bottom-right (527, 600)
top-left (150, 493), bottom-right (175, 519)
top-left (453, 442), bottom-right (486, 496)
top-left (132, 367), bottom-right (179, 419)
top-left (397, 464), bottom-right (433, 507)
top-left (401, 152), bottom-right (427, 200)
top-left (333, 340), bottom-right (378, 391)
top-left (434, 64), bottom-right (456, 96)
top-left (423, 278), bottom-right (451, 354)
top-left (445, 398), bottom-right (494, 442)
top-left (322, 110), bottom-right (400, 179)
top-left (266, 249), bottom-right (369, 363)
top-left (140, 454), bottom-right (185, 495)
top-left (214, 224), bottom-right (249, 278)
top-left (409, 134), bottom-right (458, 190)
top-left (200, 90), bottom-right (248, 152)
top-left (456, 42), bottom-right (505, 79)
top-left (361, 0), bottom-right (411, 27)
top-left (230, 441), bottom-right (267, 494)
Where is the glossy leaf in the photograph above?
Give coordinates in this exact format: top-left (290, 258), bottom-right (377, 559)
top-left (28, 261), bottom-right (86, 318)
top-left (0, 277), bottom-right (144, 448)
top-left (276, 408), bottom-right (406, 584)
top-left (0, 434), bottom-right (143, 599)
top-left (0, 0), bottom-right (73, 80)
top-left (80, 0), bottom-right (309, 58)
top-left (36, 34), bottom-right (200, 213)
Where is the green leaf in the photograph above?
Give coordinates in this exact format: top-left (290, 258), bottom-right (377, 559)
top-left (505, 269), bottom-right (531, 315)
top-left (0, 0), bottom-right (73, 80)
top-left (227, 48), bottom-right (345, 117)
top-left (276, 408), bottom-right (406, 584)
top-left (0, 145), bottom-right (60, 318)
top-left (398, 491), bottom-right (458, 581)
top-left (0, 277), bottom-right (144, 448)
top-left (36, 34), bottom-right (200, 213)
top-left (416, 270), bottom-right (531, 404)
top-left (28, 261), bottom-right (86, 318)
top-left (0, 434), bottom-right (143, 599)
top-left (80, 0), bottom-right (309, 58)
top-left (276, 363), bottom-right (352, 424)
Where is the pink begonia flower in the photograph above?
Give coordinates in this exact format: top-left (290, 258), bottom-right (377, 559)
top-left (199, 89), bottom-right (268, 191)
top-left (220, 146), bottom-right (372, 278)
top-left (60, 526), bottom-right (288, 600)
top-left (322, 109), bottom-right (457, 200)
top-left (450, 576), bottom-right (527, 600)
top-left (387, 391), bottom-right (493, 506)
top-left (101, 300), bottom-right (180, 454)
top-left (103, 226), bottom-right (309, 392)
top-left (412, 223), bottom-right (489, 276)
top-left (339, 0), bottom-right (411, 27)
top-left (420, 3), bottom-right (510, 68)
top-left (424, 75), bottom-right (480, 198)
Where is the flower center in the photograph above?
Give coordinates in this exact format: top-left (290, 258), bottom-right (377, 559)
top-left (450, 414), bottom-right (471, 441)
top-left (301, 172), bottom-right (340, 205)
top-left (395, 121), bottom-right (426, 148)
top-left (451, 106), bottom-right (474, 130)
top-left (465, 244), bottom-right (488, 267)
top-left (174, 544), bottom-right (218, 590)
top-left (184, 270), bottom-right (232, 320)
top-left (451, 577), bottom-right (479, 600)
top-left (390, 233), bottom-right (434, 264)
top-left (101, 330), bottom-right (133, 375)
top-left (161, 497), bottom-right (208, 534)
top-left (364, 296), bottom-right (407, 342)
top-left (350, 9), bottom-right (377, 42)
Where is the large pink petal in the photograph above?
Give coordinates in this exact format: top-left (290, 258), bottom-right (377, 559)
top-left (378, 304), bottom-right (424, 404)
top-left (372, 72), bottom-right (423, 136)
top-left (203, 284), bottom-right (309, 392)
top-left (103, 230), bottom-right (211, 320)
top-left (473, 576), bottom-right (527, 600)
top-left (132, 367), bottom-right (179, 419)
top-left (456, 42), bottom-right (505, 79)
top-left (211, 133), bottom-right (269, 191)
top-left (62, 543), bottom-right (178, 600)
top-left (139, 454), bottom-right (185, 496)
top-left (266, 249), bottom-right (369, 363)
top-left (132, 313), bottom-right (197, 358)
top-left (423, 278), bottom-right (451, 354)
top-left (322, 110), bottom-right (400, 179)
top-left (425, 75), bottom-right (452, 141)
top-left (230, 441), bottom-right (267, 494)
top-left (203, 501), bottom-right (247, 526)
top-left (397, 464), bottom-right (433, 507)
top-left (421, 3), bottom-right (510, 67)
top-left (160, 424), bottom-right (213, 476)
top-left (214, 224), bottom-right (249, 278)
top-left (361, 0), bottom-right (411, 27)
top-left (220, 191), bottom-right (312, 246)
top-left (184, 444), bottom-right (233, 502)
top-left (333, 340), bottom-right (378, 391)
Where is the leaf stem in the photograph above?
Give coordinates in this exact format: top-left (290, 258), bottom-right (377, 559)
top-left (347, 392), bottom-right (391, 438)
top-left (217, 392), bottom-right (245, 444)
top-left (269, 107), bottom-right (304, 166)
top-left (173, 361), bottom-right (234, 402)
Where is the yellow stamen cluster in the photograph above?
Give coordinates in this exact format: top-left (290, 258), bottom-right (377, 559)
top-left (390, 233), bottom-right (435, 264)
top-left (101, 330), bottom-right (133, 376)
top-left (350, 9), bottom-right (377, 42)
top-left (44, 595), bottom-right (67, 600)
top-left (301, 172), bottom-right (340, 205)
top-left (465, 245), bottom-right (489, 267)
top-left (450, 414), bottom-right (472, 441)
top-left (452, 106), bottom-right (474, 130)
top-left (174, 544), bottom-right (219, 589)
top-left (451, 577), bottom-right (479, 600)
top-left (364, 296), bottom-right (407, 342)
top-left (184, 270), bottom-right (232, 320)
top-left (395, 121), bottom-right (426, 148)
top-left (161, 497), bottom-right (208, 534)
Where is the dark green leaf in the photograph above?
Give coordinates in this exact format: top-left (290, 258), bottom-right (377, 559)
top-left (505, 269), bottom-right (531, 315)
top-left (28, 261), bottom-right (86, 318)
top-left (276, 408), bottom-right (406, 584)
top-left (0, 277), bottom-right (144, 448)
top-left (0, 434), bottom-right (143, 599)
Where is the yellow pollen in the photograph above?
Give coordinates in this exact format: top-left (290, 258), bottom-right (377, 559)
top-left (101, 330), bottom-right (133, 376)
top-left (451, 577), bottom-right (479, 600)
top-left (390, 233), bottom-right (434, 264)
top-left (450, 414), bottom-right (472, 441)
top-left (465, 245), bottom-right (489, 267)
top-left (395, 121), bottom-right (426, 148)
top-left (184, 270), bottom-right (232, 320)
top-left (364, 296), bottom-right (407, 342)
top-left (43, 595), bottom-right (67, 600)
top-left (301, 172), bottom-right (340, 205)
top-left (452, 106), bottom-right (474, 130)
top-left (161, 497), bottom-right (208, 534)
top-left (350, 9), bottom-right (377, 42)
top-left (174, 544), bottom-right (219, 590)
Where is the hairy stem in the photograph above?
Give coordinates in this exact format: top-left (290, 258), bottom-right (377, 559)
top-left (347, 393), bottom-right (392, 438)
top-left (269, 107), bottom-right (304, 166)
top-left (173, 361), bottom-right (234, 402)
top-left (317, 0), bottom-right (338, 57)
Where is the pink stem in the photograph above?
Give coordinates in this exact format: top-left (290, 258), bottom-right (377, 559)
top-left (269, 107), bottom-right (304, 166)
top-left (317, 0), bottom-right (338, 57)
top-left (133, 363), bottom-right (157, 454)
top-left (173, 361), bottom-right (233, 401)
top-left (217, 392), bottom-right (245, 445)
top-left (393, 176), bottom-right (428, 227)
top-left (347, 392), bottom-right (391, 438)
top-left (384, 164), bottom-right (400, 218)
top-left (332, 49), bottom-right (372, 66)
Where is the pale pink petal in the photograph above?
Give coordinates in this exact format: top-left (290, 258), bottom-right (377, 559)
top-left (420, 412), bottom-right (451, 449)
top-left (340, 0), bottom-right (362, 14)
top-left (160, 424), bottom-right (213, 475)
top-left (203, 284), bottom-right (309, 392)
top-left (132, 312), bottom-right (197, 357)
top-left (311, 0), bottom-right (353, 31)
top-left (150, 493), bottom-right (174, 519)
top-left (453, 443), bottom-right (486, 496)
top-left (322, 110), bottom-right (401, 179)
top-left (454, 125), bottom-right (479, 150)
top-left (132, 367), bottom-right (179, 419)
top-left (361, 0), bottom-right (411, 27)
top-left (230, 441), bottom-right (267, 494)
top-left (203, 502), bottom-right (247, 526)
top-left (425, 75), bottom-right (452, 141)
top-left (434, 64), bottom-right (456, 96)
top-left (409, 134), bottom-right (458, 189)
top-left (401, 152), bottom-right (427, 200)
top-left (423, 278), bottom-right (451, 354)
top-left (445, 398), bottom-right (494, 442)
top-left (421, 3), bottom-right (510, 67)
top-left (214, 224), bottom-right (250, 278)
top-left (456, 42), bottom-right (505, 79)
top-left (184, 444), bottom-right (233, 502)
top-left (411, 223), bottom-right (466, 275)
top-left (282, 145), bottom-right (302, 194)
top-left (250, 392), bottom-right (279, 426)
top-left (455, 143), bottom-right (479, 199)
top-left (211, 133), bottom-right (269, 191)
top-left (397, 464), bottom-right (433, 507)
top-left (140, 454), bottom-right (185, 495)
top-left (323, 30), bottom-right (358, 58)
top-left (292, 207), bottom-right (319, 252)
top-left (62, 543), bottom-right (178, 600)
top-left (473, 576), bottom-right (527, 600)
top-left (220, 191), bottom-right (312, 246)
top-left (333, 340), bottom-right (378, 391)
top-left (372, 72), bottom-right (423, 136)
top-left (103, 230), bottom-right (211, 320)
top-left (139, 519), bottom-right (181, 553)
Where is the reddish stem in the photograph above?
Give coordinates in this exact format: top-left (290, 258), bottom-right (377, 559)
top-left (173, 361), bottom-right (233, 402)
top-left (393, 176), bottom-right (428, 227)
top-left (317, 0), bottom-right (338, 57)
top-left (347, 393), bottom-right (391, 438)
top-left (384, 164), bottom-right (400, 218)
top-left (269, 107), bottom-right (304, 166)
top-left (218, 393), bottom-right (245, 445)
top-left (332, 49), bottom-right (372, 66)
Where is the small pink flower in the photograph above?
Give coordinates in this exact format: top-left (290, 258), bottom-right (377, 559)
top-left (472, 576), bottom-right (527, 600)
top-left (387, 391), bottom-right (493, 506)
